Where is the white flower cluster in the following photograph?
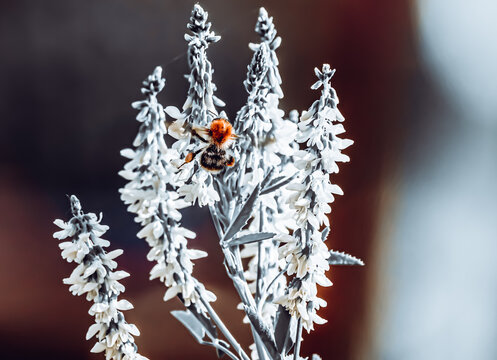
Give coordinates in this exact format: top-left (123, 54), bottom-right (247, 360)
top-left (249, 7), bottom-right (283, 99)
top-left (276, 64), bottom-right (353, 332)
top-left (53, 195), bottom-right (147, 360)
top-left (163, 4), bottom-right (224, 207)
top-left (236, 8), bottom-right (299, 329)
top-left (182, 3), bottom-right (224, 128)
top-left (119, 67), bottom-right (216, 314)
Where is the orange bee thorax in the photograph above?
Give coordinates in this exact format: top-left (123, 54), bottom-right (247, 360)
top-left (209, 118), bottom-right (235, 147)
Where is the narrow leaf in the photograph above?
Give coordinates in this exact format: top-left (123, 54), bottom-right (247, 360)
top-left (222, 184), bottom-right (260, 241)
top-left (186, 302), bottom-right (218, 341)
top-left (226, 232), bottom-right (275, 247)
top-left (260, 168), bottom-right (275, 189)
top-left (244, 305), bottom-right (280, 360)
top-left (171, 310), bottom-right (206, 343)
top-left (274, 305), bottom-right (294, 355)
top-left (328, 250), bottom-right (364, 266)
top-left (266, 175), bottom-right (286, 186)
top-left (260, 174), bottom-right (296, 195)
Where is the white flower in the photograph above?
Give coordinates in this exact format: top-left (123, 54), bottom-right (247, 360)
top-left (58, 236), bottom-right (90, 263)
top-left (178, 171), bottom-right (220, 207)
top-left (53, 219), bottom-right (76, 240)
top-left (320, 148), bottom-right (340, 174)
top-left (293, 150), bottom-right (318, 173)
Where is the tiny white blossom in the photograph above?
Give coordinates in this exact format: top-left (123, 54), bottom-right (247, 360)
top-left (54, 196), bottom-right (147, 360)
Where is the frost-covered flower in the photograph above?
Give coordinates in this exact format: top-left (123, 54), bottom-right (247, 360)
top-left (224, 11), bottom-right (308, 341)
top-left (278, 64), bottom-right (353, 333)
top-left (226, 9), bottom-right (295, 328)
top-left (54, 196), bottom-right (147, 360)
top-left (119, 67), bottom-right (215, 314)
top-left (249, 7), bottom-right (283, 99)
top-left (181, 3), bottom-right (224, 127)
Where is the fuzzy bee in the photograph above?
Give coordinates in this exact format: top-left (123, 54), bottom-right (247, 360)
top-left (181, 118), bottom-right (238, 172)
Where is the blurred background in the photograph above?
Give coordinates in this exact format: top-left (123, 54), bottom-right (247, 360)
top-left (1, 0), bottom-right (496, 359)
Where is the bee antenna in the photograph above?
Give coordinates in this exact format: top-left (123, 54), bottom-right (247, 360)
top-left (207, 109), bottom-right (229, 120)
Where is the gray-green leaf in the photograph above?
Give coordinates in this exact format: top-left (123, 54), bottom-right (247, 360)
top-left (226, 232), bottom-right (275, 247)
top-left (260, 174), bottom-right (296, 195)
top-left (328, 250), bottom-right (364, 266)
top-left (274, 305), bottom-right (294, 355)
top-left (171, 310), bottom-right (206, 343)
top-left (222, 184), bottom-right (260, 241)
top-left (244, 305), bottom-right (280, 360)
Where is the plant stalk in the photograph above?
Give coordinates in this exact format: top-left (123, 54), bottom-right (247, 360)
top-left (294, 318), bottom-right (303, 360)
top-left (197, 288), bottom-right (250, 360)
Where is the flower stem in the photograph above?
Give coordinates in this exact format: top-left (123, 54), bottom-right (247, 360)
top-left (294, 318), bottom-right (303, 360)
top-left (197, 287), bottom-right (250, 360)
top-left (258, 266), bottom-right (288, 314)
top-left (252, 329), bottom-right (269, 360)
top-left (255, 204), bottom-right (264, 302)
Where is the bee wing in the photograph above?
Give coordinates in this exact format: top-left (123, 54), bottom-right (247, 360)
top-left (192, 124), bottom-right (209, 132)
top-left (192, 125), bottom-right (210, 140)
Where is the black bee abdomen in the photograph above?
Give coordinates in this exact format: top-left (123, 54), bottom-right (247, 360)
top-left (200, 144), bottom-right (227, 172)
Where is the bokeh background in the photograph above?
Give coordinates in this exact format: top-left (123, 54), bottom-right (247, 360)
top-left (1, 0), bottom-right (496, 359)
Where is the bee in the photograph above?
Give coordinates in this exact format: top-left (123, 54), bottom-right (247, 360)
top-left (181, 118), bottom-right (238, 172)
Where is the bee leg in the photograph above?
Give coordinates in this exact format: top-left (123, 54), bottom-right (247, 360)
top-left (226, 156), bottom-right (235, 167)
top-left (192, 129), bottom-right (209, 143)
top-left (178, 149), bottom-right (202, 168)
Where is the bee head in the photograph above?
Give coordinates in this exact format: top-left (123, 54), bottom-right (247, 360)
top-left (210, 118), bottom-right (237, 147)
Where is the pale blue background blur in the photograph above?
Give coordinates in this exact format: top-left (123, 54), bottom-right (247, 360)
top-left (375, 1), bottom-right (497, 359)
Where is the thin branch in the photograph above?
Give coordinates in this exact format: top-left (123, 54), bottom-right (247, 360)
top-left (294, 318), bottom-right (303, 360)
top-left (255, 204), bottom-right (264, 302)
top-left (209, 204), bottom-right (224, 237)
top-left (256, 240), bottom-right (262, 302)
top-left (197, 286), bottom-right (250, 360)
top-left (200, 340), bottom-right (240, 360)
top-left (251, 329), bottom-right (269, 360)
top-left (258, 266), bottom-right (288, 314)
